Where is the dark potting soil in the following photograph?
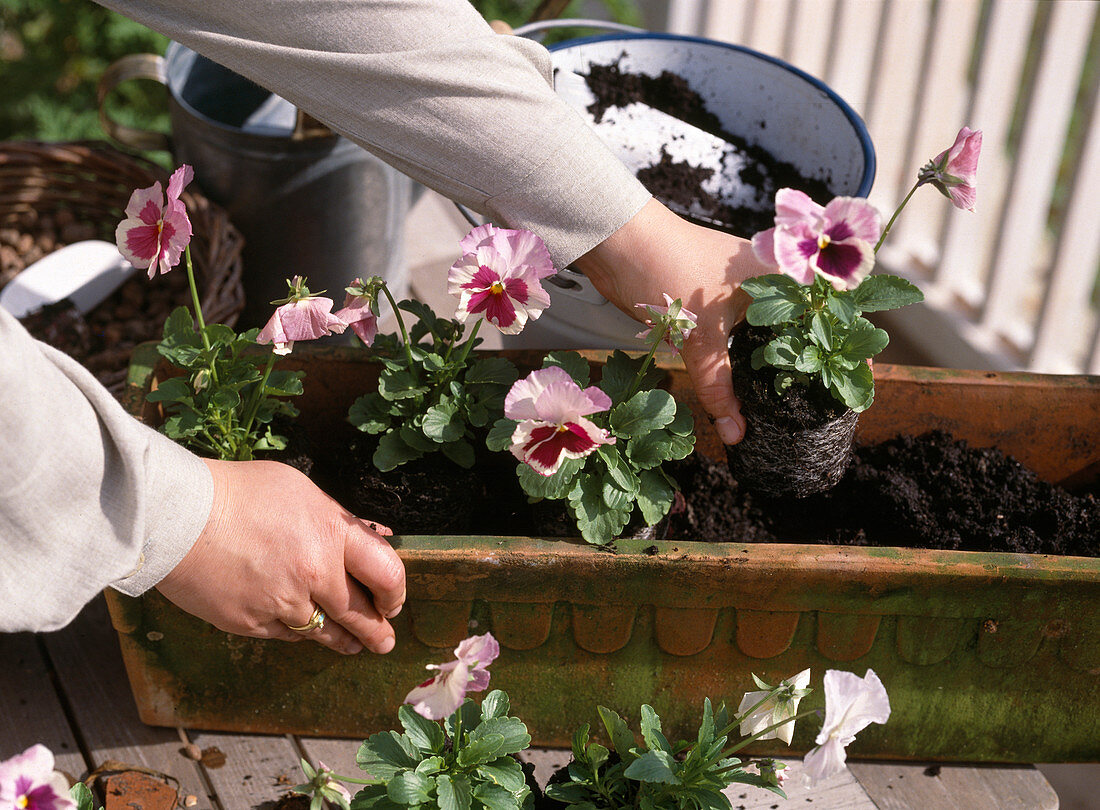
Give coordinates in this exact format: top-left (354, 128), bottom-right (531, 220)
top-left (728, 324), bottom-right (849, 431)
top-left (668, 432), bottom-right (1100, 557)
top-left (581, 57), bottom-right (835, 238)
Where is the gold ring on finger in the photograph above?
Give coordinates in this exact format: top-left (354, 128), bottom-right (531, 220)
top-left (285, 605), bottom-right (325, 633)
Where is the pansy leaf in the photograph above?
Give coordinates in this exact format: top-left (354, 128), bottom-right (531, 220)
top-left (212, 387), bottom-right (242, 411)
top-left (349, 393), bottom-right (394, 434)
top-left (542, 351), bottom-right (591, 387)
top-left (442, 439), bottom-right (476, 468)
top-left (466, 357), bottom-right (520, 387)
top-left (610, 389), bottom-right (676, 438)
top-left (423, 399), bottom-right (464, 442)
top-left (437, 775), bottom-right (472, 810)
top-left (265, 369), bottom-right (305, 396)
top-left (568, 476), bottom-right (630, 545)
top-left (623, 751), bottom-right (681, 785)
top-left (601, 477), bottom-right (635, 511)
top-left (666, 400), bottom-right (694, 436)
top-left (639, 705), bottom-right (671, 753)
top-left (387, 771), bottom-right (434, 806)
top-left (839, 317), bottom-right (889, 362)
top-left (585, 743), bottom-right (610, 774)
top-left (571, 723), bottom-right (591, 764)
top-left (415, 756), bottom-right (445, 776)
top-left (597, 706), bottom-right (638, 760)
top-left (826, 291), bottom-right (857, 324)
top-left (826, 359), bottom-right (875, 412)
top-left (809, 311), bottom-right (833, 351)
top-left (598, 350), bottom-right (659, 404)
top-left (457, 732), bottom-right (505, 768)
top-left (762, 335), bottom-right (802, 370)
top-left (357, 730), bottom-right (421, 779)
top-left (69, 782), bottom-right (95, 810)
top-left (145, 376), bottom-right (194, 404)
top-left (597, 445), bottom-right (637, 492)
top-left (471, 717), bottom-right (531, 757)
top-left (471, 783), bottom-right (518, 810)
top-left (378, 368), bottom-right (429, 401)
top-left (445, 699), bottom-right (482, 744)
top-left (477, 758), bottom-right (526, 792)
top-left (373, 431), bottom-right (423, 472)
top-left (398, 704), bottom-right (445, 754)
top-left (743, 275), bottom-right (811, 326)
top-left (516, 457), bottom-right (584, 500)
top-left (486, 418), bottom-right (518, 452)
top-left (851, 274), bottom-right (924, 312)
top-left (626, 429), bottom-right (695, 469)
top-left (794, 344), bottom-right (824, 373)
top-left (637, 469), bottom-right (676, 526)
top-left (398, 298), bottom-right (440, 333)
top-left (162, 409), bottom-right (202, 439)
top-left (351, 783), bottom-right (404, 810)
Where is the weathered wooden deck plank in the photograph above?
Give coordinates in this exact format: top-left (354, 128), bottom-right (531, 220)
top-left (185, 730), bottom-right (302, 809)
top-left (848, 760), bottom-right (1059, 809)
top-left (0, 632), bottom-right (86, 779)
top-left (39, 597), bottom-right (212, 806)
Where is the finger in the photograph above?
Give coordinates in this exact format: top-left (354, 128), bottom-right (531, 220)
top-left (344, 521), bottom-right (407, 621)
top-left (679, 324), bottom-right (746, 445)
top-left (314, 577), bottom-right (395, 654)
top-left (364, 520), bottom-right (393, 537)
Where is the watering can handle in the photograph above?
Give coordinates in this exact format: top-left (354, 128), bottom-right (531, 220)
top-left (512, 18), bottom-right (645, 39)
top-left (97, 53), bottom-right (173, 153)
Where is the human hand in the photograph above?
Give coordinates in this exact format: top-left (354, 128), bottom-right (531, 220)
top-left (156, 458), bottom-right (405, 655)
top-left (574, 198), bottom-right (770, 444)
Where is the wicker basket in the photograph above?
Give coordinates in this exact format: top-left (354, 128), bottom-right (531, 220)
top-left (0, 140), bottom-right (244, 394)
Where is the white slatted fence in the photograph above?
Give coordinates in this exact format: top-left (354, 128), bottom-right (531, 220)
top-left (663, 0), bottom-right (1100, 374)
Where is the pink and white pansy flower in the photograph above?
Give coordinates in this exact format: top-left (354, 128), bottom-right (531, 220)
top-left (404, 633), bottom-right (500, 720)
top-left (0, 744), bottom-right (75, 810)
top-left (752, 188), bottom-right (882, 291)
top-left (447, 223), bottom-right (555, 335)
top-left (257, 275), bottom-right (347, 355)
top-left (334, 277), bottom-right (380, 347)
top-left (115, 164), bottom-right (194, 278)
top-left (505, 366), bottom-right (615, 476)
top-left (919, 126), bottom-right (982, 212)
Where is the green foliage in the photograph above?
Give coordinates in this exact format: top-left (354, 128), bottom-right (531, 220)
top-left (743, 274), bottom-right (922, 412)
top-left (506, 350), bottom-right (693, 545)
top-left (353, 692), bottom-right (533, 810)
top-left (148, 306), bottom-right (303, 460)
top-left (1, 0), bottom-right (169, 157)
top-left (467, 0), bottom-right (641, 37)
top-left (348, 294), bottom-right (519, 472)
top-left (544, 700), bottom-right (787, 810)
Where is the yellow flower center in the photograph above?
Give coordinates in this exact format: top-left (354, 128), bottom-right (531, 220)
top-left (818, 234), bottom-right (831, 250)
top-left (18, 796), bottom-right (29, 809)
top-left (489, 281), bottom-right (505, 295)
top-left (556, 424), bottom-right (568, 433)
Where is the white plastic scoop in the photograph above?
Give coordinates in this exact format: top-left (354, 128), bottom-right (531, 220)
top-left (0, 240), bottom-right (136, 319)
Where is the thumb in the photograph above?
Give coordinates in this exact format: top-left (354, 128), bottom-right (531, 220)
top-left (679, 325), bottom-right (746, 445)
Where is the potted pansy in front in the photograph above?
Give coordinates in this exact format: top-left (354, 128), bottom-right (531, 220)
top-left (728, 127), bottom-right (982, 497)
top-left (279, 634), bottom-right (892, 810)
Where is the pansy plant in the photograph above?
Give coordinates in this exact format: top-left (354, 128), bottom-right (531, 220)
top-left (118, 166), bottom-right (345, 461)
top-left (487, 298), bottom-right (697, 545)
top-left (742, 126), bottom-right (981, 412)
top-left (347, 224), bottom-right (555, 472)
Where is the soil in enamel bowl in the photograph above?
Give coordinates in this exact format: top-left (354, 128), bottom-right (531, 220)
top-left (580, 57), bottom-right (836, 238)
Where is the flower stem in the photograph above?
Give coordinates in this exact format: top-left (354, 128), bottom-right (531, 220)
top-left (379, 282), bottom-right (416, 373)
top-left (450, 318), bottom-right (482, 370)
top-left (875, 181), bottom-right (921, 253)
top-left (184, 246), bottom-right (210, 350)
top-left (323, 773), bottom-right (381, 786)
top-left (621, 326), bottom-right (666, 403)
top-left (239, 350), bottom-right (277, 452)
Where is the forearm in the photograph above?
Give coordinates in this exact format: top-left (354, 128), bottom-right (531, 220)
top-left (0, 309), bottom-right (212, 632)
top-left (95, 0), bottom-right (651, 268)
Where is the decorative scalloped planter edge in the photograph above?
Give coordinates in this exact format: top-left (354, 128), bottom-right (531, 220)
top-left (106, 344), bottom-right (1100, 762)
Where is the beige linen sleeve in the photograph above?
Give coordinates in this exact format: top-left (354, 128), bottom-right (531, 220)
top-left (95, 0), bottom-right (652, 268)
top-left (0, 308), bottom-right (213, 632)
